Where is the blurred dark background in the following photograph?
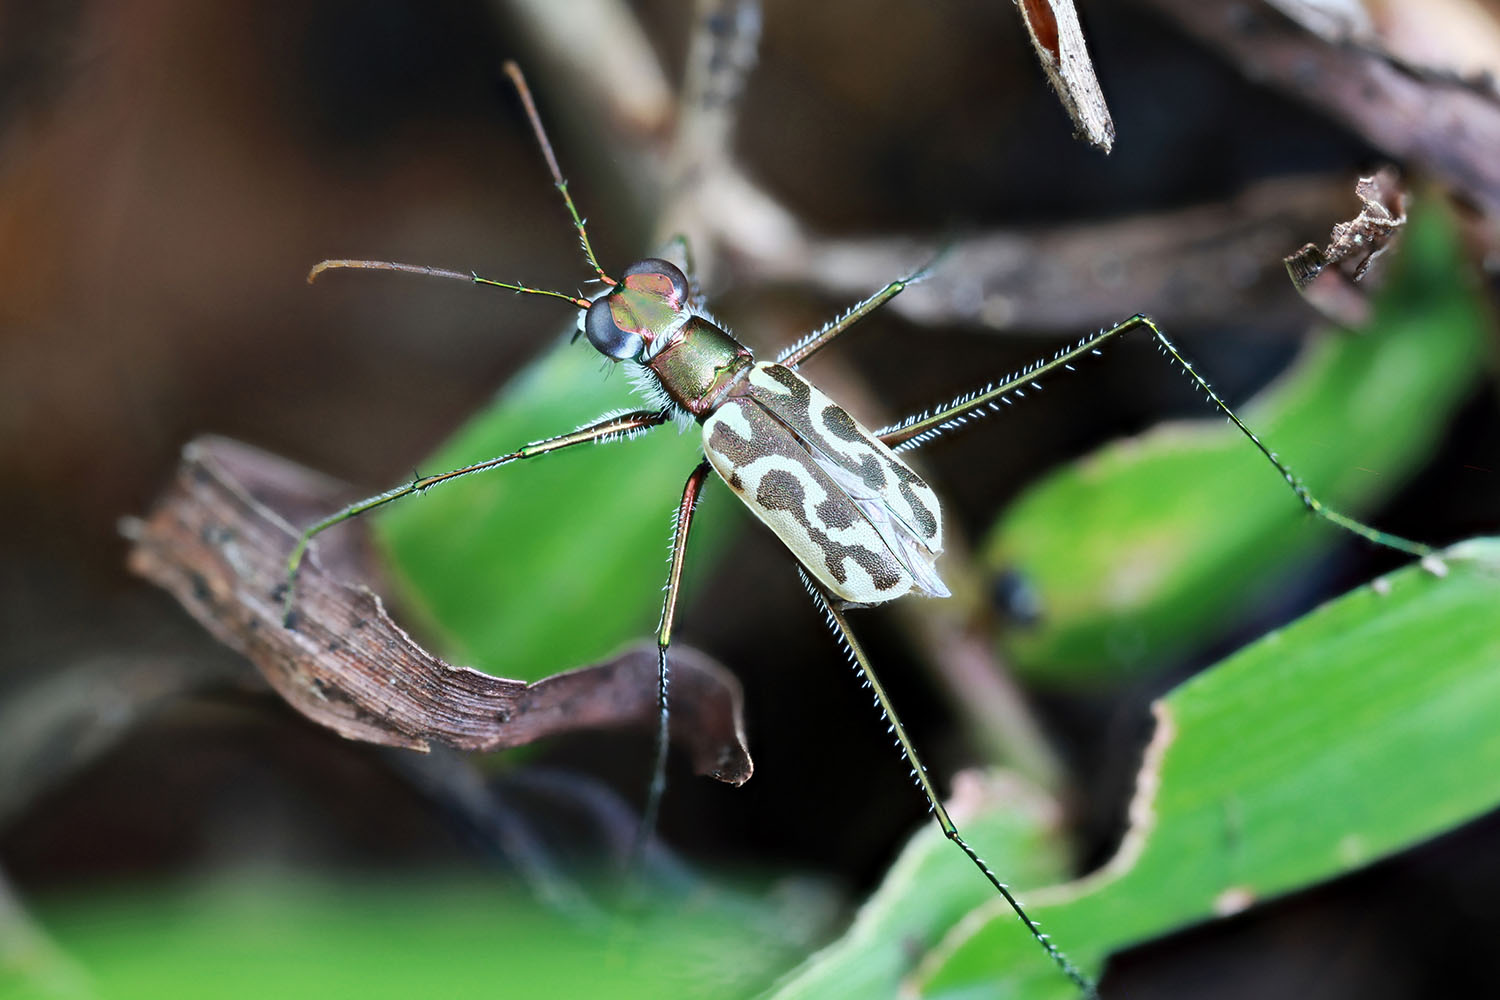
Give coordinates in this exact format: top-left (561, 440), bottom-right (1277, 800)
top-left (2, 1), bottom-right (1498, 997)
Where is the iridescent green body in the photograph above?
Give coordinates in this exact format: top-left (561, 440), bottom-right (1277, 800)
top-left (645, 317), bottom-right (754, 418)
top-left (583, 258), bottom-right (948, 607)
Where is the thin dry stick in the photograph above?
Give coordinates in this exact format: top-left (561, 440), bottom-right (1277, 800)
top-left (1015, 0), bottom-right (1117, 151)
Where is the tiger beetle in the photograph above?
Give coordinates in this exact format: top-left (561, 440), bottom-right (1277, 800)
top-left (281, 62), bottom-right (1433, 999)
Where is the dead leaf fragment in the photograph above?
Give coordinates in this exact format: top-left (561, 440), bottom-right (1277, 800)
top-left (1283, 167), bottom-right (1408, 324)
top-left (125, 436), bottom-right (752, 785)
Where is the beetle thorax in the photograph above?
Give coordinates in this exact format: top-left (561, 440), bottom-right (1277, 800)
top-left (643, 316), bottom-right (755, 419)
top-left (580, 257), bottom-right (755, 420)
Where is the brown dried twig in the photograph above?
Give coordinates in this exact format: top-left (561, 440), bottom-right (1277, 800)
top-left (1140, 0), bottom-right (1500, 222)
top-left (737, 173), bottom-right (1361, 334)
top-left (0, 651), bottom-right (245, 829)
top-left (503, 0), bottom-right (675, 138)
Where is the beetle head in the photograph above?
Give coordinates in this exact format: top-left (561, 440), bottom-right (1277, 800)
top-left (580, 258), bottom-right (692, 361)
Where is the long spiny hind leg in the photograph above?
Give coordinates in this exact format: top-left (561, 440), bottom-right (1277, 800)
top-left (776, 259), bottom-right (941, 369)
top-left (798, 570), bottom-right (1100, 1000)
top-left (280, 408), bottom-right (671, 627)
top-left (636, 460), bottom-right (715, 859)
top-left (878, 314), bottom-right (1433, 561)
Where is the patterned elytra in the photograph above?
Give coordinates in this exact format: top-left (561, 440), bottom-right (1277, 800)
top-left (704, 362), bottom-right (948, 605)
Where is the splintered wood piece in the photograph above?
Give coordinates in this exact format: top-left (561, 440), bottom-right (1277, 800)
top-left (1014, 0), bottom-right (1117, 151)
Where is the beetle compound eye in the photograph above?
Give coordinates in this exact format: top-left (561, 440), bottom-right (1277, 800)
top-left (584, 297), bottom-right (645, 360)
top-left (622, 258), bottom-right (690, 308)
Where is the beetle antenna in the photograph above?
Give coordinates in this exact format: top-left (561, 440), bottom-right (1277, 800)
top-left (503, 61), bottom-right (617, 288)
top-left (307, 259), bottom-right (590, 309)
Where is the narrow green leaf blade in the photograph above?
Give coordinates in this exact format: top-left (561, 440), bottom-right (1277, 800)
top-left (763, 774), bottom-right (1071, 1000)
top-left (918, 539), bottom-right (1500, 997)
top-left (986, 203), bottom-right (1489, 684)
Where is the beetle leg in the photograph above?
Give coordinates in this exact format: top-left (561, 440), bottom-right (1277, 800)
top-left (800, 569), bottom-right (1100, 999)
top-left (281, 408), bottom-right (671, 627)
top-left (636, 459), bottom-right (716, 859)
top-left (878, 314), bottom-right (1431, 559)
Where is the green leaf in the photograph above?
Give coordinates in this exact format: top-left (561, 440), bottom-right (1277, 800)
top-left (18, 877), bottom-right (821, 1000)
top-left (763, 773), bottom-right (1070, 1000)
top-left (913, 538), bottom-right (1500, 998)
top-left (985, 202), bottom-right (1491, 684)
top-left (374, 337), bottom-right (735, 680)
